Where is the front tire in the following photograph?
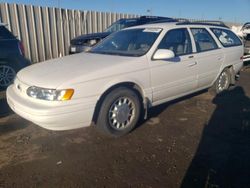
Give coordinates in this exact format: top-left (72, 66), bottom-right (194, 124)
top-left (0, 62), bottom-right (17, 91)
top-left (96, 87), bottom-right (141, 137)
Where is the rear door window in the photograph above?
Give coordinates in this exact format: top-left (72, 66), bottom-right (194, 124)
top-left (191, 28), bottom-right (218, 52)
top-left (0, 26), bottom-right (14, 40)
top-left (210, 28), bottom-right (242, 47)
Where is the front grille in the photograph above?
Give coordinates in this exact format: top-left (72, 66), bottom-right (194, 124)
top-left (71, 39), bottom-right (86, 45)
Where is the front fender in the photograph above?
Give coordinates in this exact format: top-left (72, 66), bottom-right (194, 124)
top-left (99, 77), bottom-right (152, 102)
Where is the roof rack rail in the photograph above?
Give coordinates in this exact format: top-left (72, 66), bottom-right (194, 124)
top-left (150, 18), bottom-right (178, 24)
top-left (140, 15), bottom-right (168, 19)
top-left (176, 18), bottom-right (190, 22)
top-left (176, 20), bottom-right (229, 28)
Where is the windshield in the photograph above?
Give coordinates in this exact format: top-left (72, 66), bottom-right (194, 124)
top-left (90, 28), bottom-right (162, 57)
top-left (105, 19), bottom-right (138, 33)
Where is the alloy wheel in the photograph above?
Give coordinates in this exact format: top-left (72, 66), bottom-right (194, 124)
top-left (0, 65), bottom-right (16, 87)
top-left (108, 97), bottom-right (136, 130)
top-left (217, 71), bottom-right (229, 92)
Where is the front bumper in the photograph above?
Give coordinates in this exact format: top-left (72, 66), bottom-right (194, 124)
top-left (6, 85), bottom-right (96, 131)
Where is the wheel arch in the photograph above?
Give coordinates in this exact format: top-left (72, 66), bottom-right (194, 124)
top-left (212, 65), bottom-right (235, 86)
top-left (92, 81), bottom-right (149, 124)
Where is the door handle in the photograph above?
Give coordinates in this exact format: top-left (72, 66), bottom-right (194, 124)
top-left (188, 62), bottom-right (197, 67)
top-left (188, 55), bottom-right (194, 59)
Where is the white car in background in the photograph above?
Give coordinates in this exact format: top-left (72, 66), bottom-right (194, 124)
top-left (7, 22), bottom-right (243, 136)
top-left (232, 23), bottom-right (250, 54)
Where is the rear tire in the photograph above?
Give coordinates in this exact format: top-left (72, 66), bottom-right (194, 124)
top-left (210, 68), bottom-right (231, 95)
top-left (96, 87), bottom-right (141, 137)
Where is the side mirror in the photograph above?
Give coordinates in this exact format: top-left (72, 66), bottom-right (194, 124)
top-left (153, 49), bottom-right (175, 60)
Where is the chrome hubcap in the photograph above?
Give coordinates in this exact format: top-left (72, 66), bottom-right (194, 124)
top-left (0, 65), bottom-right (16, 87)
top-left (109, 97), bottom-right (136, 130)
top-left (218, 72), bottom-right (229, 92)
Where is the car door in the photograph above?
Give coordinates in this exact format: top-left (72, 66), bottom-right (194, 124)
top-left (190, 28), bottom-right (224, 89)
top-left (149, 28), bottom-right (198, 105)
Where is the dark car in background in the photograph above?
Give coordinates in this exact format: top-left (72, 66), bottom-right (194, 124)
top-left (0, 23), bottom-right (31, 91)
top-left (69, 16), bottom-right (176, 54)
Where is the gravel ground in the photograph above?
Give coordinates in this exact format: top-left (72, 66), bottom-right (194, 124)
top-left (0, 66), bottom-right (249, 188)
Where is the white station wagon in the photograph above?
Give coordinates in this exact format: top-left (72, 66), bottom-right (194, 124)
top-left (7, 22), bottom-right (243, 136)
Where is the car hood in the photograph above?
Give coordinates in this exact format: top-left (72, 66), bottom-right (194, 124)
top-left (17, 52), bottom-right (146, 88)
top-left (71, 32), bottom-right (111, 44)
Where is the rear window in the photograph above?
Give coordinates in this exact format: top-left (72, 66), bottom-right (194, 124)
top-left (0, 26), bottom-right (15, 40)
top-left (210, 28), bottom-right (242, 47)
top-left (191, 28), bottom-right (218, 52)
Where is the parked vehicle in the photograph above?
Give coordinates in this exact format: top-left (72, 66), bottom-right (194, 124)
top-left (232, 23), bottom-right (250, 54)
top-left (69, 16), bottom-right (175, 54)
top-left (0, 23), bottom-right (31, 91)
top-left (7, 21), bottom-right (243, 136)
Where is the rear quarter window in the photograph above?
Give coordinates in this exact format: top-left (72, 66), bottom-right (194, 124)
top-left (210, 28), bottom-right (242, 47)
top-left (0, 26), bottom-right (15, 40)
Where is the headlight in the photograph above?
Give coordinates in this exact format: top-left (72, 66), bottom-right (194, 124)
top-left (89, 39), bottom-right (97, 46)
top-left (26, 86), bottom-right (74, 101)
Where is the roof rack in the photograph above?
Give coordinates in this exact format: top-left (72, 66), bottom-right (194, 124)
top-left (150, 18), bottom-right (178, 24)
top-left (140, 16), bottom-right (169, 19)
top-left (176, 20), bottom-right (229, 28)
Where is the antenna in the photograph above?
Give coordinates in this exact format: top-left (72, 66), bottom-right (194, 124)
top-left (146, 8), bottom-right (153, 16)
